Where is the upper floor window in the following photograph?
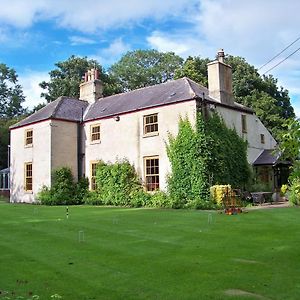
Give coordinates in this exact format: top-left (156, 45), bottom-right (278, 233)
top-left (260, 134), bottom-right (265, 144)
top-left (241, 115), bottom-right (247, 133)
top-left (144, 156), bottom-right (159, 191)
top-left (24, 162), bottom-right (32, 192)
top-left (144, 114), bottom-right (158, 135)
top-left (90, 124), bottom-right (100, 142)
top-left (25, 129), bottom-right (33, 146)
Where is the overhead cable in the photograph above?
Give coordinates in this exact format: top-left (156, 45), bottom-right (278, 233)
top-left (258, 36), bottom-right (300, 70)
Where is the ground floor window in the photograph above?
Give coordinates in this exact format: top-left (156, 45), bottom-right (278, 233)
top-left (90, 161), bottom-right (98, 190)
top-left (24, 163), bottom-right (32, 191)
top-left (144, 156), bottom-right (159, 191)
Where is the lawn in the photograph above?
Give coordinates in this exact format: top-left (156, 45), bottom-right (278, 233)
top-left (0, 202), bottom-right (300, 300)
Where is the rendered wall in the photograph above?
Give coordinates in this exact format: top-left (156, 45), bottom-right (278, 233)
top-left (216, 106), bottom-right (277, 163)
top-left (84, 100), bottom-right (197, 191)
top-left (50, 120), bottom-right (78, 179)
top-left (10, 120), bottom-right (52, 203)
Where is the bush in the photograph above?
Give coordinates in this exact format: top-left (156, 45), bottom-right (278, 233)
top-left (84, 191), bottom-right (103, 205)
top-left (148, 191), bottom-right (171, 208)
top-left (94, 159), bottom-right (144, 206)
top-left (289, 179), bottom-right (300, 205)
top-left (37, 167), bottom-right (89, 205)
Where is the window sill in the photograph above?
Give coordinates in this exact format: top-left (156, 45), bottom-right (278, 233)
top-left (143, 132), bottom-right (159, 138)
top-left (25, 144), bottom-right (33, 148)
top-left (24, 190), bottom-right (33, 194)
top-left (90, 140), bottom-right (101, 145)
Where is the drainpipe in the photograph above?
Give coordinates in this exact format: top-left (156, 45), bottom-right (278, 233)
top-left (77, 108), bottom-right (84, 180)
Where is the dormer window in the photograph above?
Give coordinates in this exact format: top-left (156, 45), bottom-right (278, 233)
top-left (90, 124), bottom-right (100, 142)
top-left (25, 129), bottom-right (33, 147)
top-left (144, 113), bottom-right (158, 136)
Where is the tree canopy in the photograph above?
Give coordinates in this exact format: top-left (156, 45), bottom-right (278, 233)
top-left (108, 49), bottom-right (183, 91)
top-left (39, 55), bottom-right (121, 102)
top-left (0, 63), bottom-right (26, 118)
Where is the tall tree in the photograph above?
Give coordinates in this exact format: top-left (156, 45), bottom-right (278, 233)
top-left (0, 63), bottom-right (26, 118)
top-left (39, 55), bottom-right (120, 102)
top-left (109, 49), bottom-right (183, 91)
top-left (174, 56), bottom-right (210, 87)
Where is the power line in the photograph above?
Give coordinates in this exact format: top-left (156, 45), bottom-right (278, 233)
top-left (258, 36), bottom-right (300, 70)
top-left (262, 46), bottom-right (300, 75)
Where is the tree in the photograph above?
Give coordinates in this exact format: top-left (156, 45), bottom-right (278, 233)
top-left (0, 63), bottom-right (26, 118)
top-left (174, 56), bottom-right (210, 87)
top-left (39, 56), bottom-right (121, 102)
top-left (109, 49), bottom-right (183, 91)
top-left (0, 118), bottom-right (22, 169)
top-left (175, 55), bottom-right (295, 138)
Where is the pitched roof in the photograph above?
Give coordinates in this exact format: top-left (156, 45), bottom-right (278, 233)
top-left (253, 149), bottom-right (291, 166)
top-left (10, 77), bottom-right (253, 129)
top-left (83, 77), bottom-right (252, 122)
top-left (10, 97), bottom-right (88, 129)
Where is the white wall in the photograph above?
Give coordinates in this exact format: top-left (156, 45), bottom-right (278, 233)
top-left (84, 100), bottom-right (197, 190)
top-left (51, 120), bottom-right (78, 179)
top-left (10, 120), bottom-right (52, 203)
top-left (216, 106), bottom-right (277, 163)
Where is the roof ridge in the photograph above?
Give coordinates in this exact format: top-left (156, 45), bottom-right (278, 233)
top-left (98, 77), bottom-right (186, 101)
top-left (51, 97), bottom-right (65, 117)
top-left (183, 77), bottom-right (197, 98)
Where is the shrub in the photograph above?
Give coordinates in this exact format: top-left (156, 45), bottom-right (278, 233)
top-left (130, 190), bottom-right (151, 207)
top-left (289, 178), bottom-right (300, 205)
top-left (148, 191), bottom-right (171, 208)
top-left (94, 159), bottom-right (143, 206)
top-left (84, 191), bottom-right (103, 205)
top-left (37, 167), bottom-right (89, 205)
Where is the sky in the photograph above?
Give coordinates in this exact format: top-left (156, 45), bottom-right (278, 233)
top-left (0, 0), bottom-right (300, 115)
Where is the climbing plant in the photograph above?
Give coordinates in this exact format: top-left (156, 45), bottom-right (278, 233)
top-left (167, 112), bottom-right (250, 208)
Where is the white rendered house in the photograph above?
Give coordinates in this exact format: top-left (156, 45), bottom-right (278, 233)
top-left (10, 50), bottom-right (276, 203)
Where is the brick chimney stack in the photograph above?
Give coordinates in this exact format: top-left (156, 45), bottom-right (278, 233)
top-left (207, 49), bottom-right (234, 106)
top-left (79, 68), bottom-right (103, 103)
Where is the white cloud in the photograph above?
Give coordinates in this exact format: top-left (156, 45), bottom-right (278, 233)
top-left (0, 0), bottom-right (194, 32)
top-left (69, 35), bottom-right (97, 46)
top-left (89, 38), bottom-right (131, 67)
top-left (147, 31), bottom-right (214, 58)
top-left (18, 71), bottom-right (49, 109)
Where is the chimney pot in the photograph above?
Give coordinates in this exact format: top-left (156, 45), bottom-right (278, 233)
top-left (217, 49), bottom-right (225, 63)
top-left (80, 68), bottom-right (103, 103)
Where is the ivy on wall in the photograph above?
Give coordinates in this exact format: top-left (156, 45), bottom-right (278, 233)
top-left (167, 112), bottom-right (250, 206)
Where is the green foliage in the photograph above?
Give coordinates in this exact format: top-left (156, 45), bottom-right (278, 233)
top-left (289, 178), bottom-right (300, 206)
top-left (37, 167), bottom-right (88, 205)
top-left (0, 63), bottom-right (26, 118)
top-left (166, 115), bottom-right (211, 208)
top-left (94, 160), bottom-right (143, 206)
top-left (174, 56), bottom-right (210, 87)
top-left (39, 55), bottom-right (120, 102)
top-left (248, 180), bottom-right (273, 192)
top-left (109, 49), bottom-right (183, 91)
top-left (148, 191), bottom-right (171, 208)
top-left (0, 118), bottom-right (22, 169)
top-left (166, 112), bottom-right (250, 208)
top-left (278, 118), bottom-right (300, 182)
top-left (205, 113), bottom-right (250, 187)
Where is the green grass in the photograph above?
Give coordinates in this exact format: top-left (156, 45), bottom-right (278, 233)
top-left (0, 204), bottom-right (300, 300)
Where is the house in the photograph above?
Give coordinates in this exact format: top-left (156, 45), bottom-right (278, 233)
top-left (10, 50), bottom-right (277, 203)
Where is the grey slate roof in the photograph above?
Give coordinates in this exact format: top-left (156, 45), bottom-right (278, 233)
top-left (253, 149), bottom-right (285, 166)
top-left (11, 97), bottom-right (88, 129)
top-left (83, 77), bottom-right (252, 122)
top-left (10, 77), bottom-right (253, 128)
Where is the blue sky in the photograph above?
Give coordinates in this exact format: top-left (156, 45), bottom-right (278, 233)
top-left (1, 0), bottom-right (300, 116)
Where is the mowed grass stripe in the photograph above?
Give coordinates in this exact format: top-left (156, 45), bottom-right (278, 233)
top-left (1, 205), bottom-right (300, 299)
